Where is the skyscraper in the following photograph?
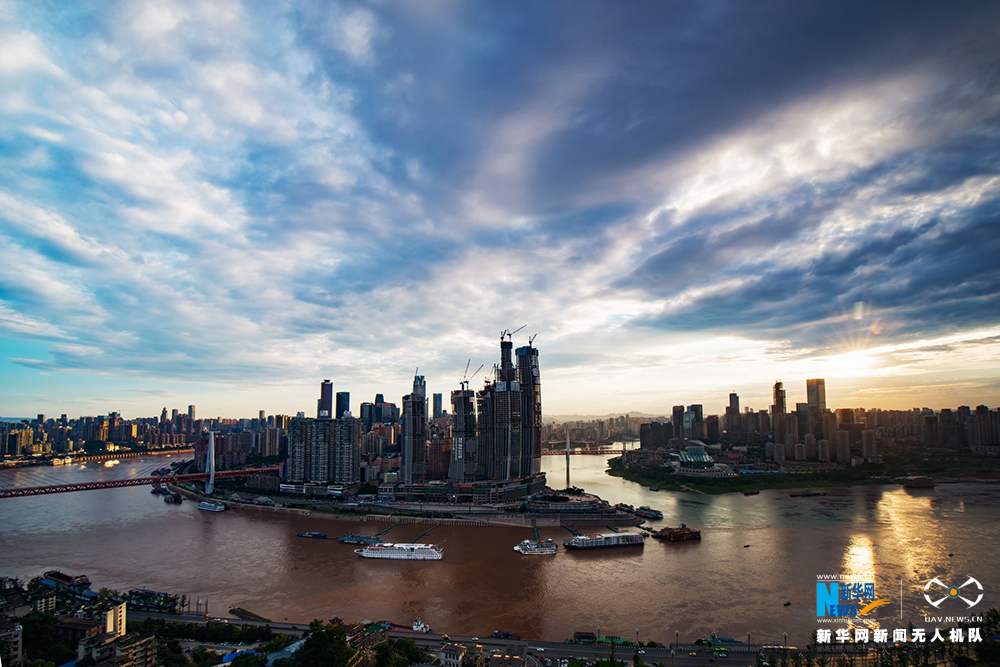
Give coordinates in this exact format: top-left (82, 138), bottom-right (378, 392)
top-left (474, 336), bottom-right (542, 481)
top-left (318, 380), bottom-right (334, 419)
top-left (402, 374), bottom-right (428, 484)
top-left (449, 386), bottom-right (477, 483)
top-left (806, 378), bottom-right (827, 412)
top-left (516, 341), bottom-right (542, 478)
top-left (672, 406), bottom-right (685, 439)
top-left (336, 391), bottom-right (350, 419)
top-left (726, 392), bottom-right (740, 432)
top-left (771, 381), bottom-right (786, 439)
top-left (806, 378), bottom-right (827, 440)
top-left (433, 393), bottom-right (443, 419)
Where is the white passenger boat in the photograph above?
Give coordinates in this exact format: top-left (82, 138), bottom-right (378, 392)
top-left (355, 542), bottom-right (443, 560)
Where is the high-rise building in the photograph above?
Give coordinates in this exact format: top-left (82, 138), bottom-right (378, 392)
top-left (360, 402), bottom-right (374, 431)
top-left (188, 405), bottom-right (196, 422)
top-left (334, 417), bottom-right (362, 484)
top-left (477, 341), bottom-right (521, 481)
top-left (672, 406), bottom-right (685, 439)
top-left (287, 415), bottom-right (361, 485)
top-left (771, 381), bottom-right (786, 441)
top-left (433, 393), bottom-right (443, 419)
top-left (474, 336), bottom-right (542, 481)
top-left (336, 392), bottom-right (350, 420)
top-left (687, 405), bottom-right (704, 440)
top-left (806, 379), bottom-right (827, 412)
top-left (726, 392), bottom-right (740, 432)
top-left (862, 430), bottom-right (877, 459)
top-left (402, 374), bottom-right (428, 484)
top-left (318, 380), bottom-right (334, 419)
top-left (516, 342), bottom-right (542, 477)
top-left (287, 417), bottom-right (333, 484)
top-left (449, 387), bottom-right (478, 482)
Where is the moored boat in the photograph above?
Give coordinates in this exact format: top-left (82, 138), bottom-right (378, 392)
top-left (338, 533), bottom-right (383, 545)
top-left (198, 501), bottom-right (227, 512)
top-left (355, 543), bottom-right (443, 560)
top-left (514, 538), bottom-right (558, 555)
top-left (297, 531), bottom-right (328, 539)
top-left (563, 532), bottom-right (644, 550)
top-left (634, 506), bottom-right (663, 520)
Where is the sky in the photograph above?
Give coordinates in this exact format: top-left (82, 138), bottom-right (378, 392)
top-left (2, 0), bottom-right (1000, 420)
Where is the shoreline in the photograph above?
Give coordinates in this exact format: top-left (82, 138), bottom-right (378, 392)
top-left (606, 465), bottom-right (1000, 495)
top-left (169, 484), bottom-right (643, 527)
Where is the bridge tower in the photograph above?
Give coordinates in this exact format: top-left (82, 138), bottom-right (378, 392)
top-left (205, 431), bottom-right (216, 495)
top-left (565, 427), bottom-right (570, 489)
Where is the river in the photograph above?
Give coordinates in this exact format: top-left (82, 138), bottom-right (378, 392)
top-left (1, 454), bottom-right (997, 645)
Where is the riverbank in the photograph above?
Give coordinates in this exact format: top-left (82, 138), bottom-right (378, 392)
top-left (171, 483), bottom-right (640, 527)
top-left (607, 457), bottom-right (1000, 495)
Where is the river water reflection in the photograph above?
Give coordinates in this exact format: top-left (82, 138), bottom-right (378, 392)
top-left (1, 455), bottom-right (997, 644)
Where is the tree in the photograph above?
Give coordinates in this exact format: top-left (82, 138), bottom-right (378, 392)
top-left (293, 625), bottom-right (354, 667)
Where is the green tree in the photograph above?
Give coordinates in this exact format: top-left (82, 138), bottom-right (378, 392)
top-left (293, 625), bottom-right (354, 667)
top-left (22, 659), bottom-right (57, 667)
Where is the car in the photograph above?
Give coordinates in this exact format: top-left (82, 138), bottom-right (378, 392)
top-left (442, 635), bottom-right (450, 640)
top-left (535, 647), bottom-right (545, 651)
top-left (690, 652), bottom-right (698, 656)
top-left (638, 650), bottom-right (645, 654)
top-left (472, 637), bottom-right (479, 641)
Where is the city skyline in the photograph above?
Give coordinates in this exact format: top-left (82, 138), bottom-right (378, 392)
top-left (2, 2), bottom-right (1000, 417)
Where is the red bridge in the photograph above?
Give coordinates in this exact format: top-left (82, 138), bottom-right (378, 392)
top-left (0, 468), bottom-right (281, 499)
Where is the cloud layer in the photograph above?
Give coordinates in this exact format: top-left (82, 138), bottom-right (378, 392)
top-left (2, 0), bottom-right (999, 416)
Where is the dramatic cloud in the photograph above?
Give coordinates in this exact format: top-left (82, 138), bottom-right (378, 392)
top-left (1, 0), bottom-right (999, 417)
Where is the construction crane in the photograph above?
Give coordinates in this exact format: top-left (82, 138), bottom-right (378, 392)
top-left (528, 333), bottom-right (537, 345)
top-left (500, 325), bottom-right (527, 341)
top-left (460, 361), bottom-right (485, 390)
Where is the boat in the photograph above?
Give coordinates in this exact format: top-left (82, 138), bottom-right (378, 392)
top-left (338, 533), bottom-right (383, 545)
top-left (163, 493), bottom-right (183, 504)
top-left (355, 543), bottom-right (443, 560)
top-left (563, 532), bottom-right (645, 550)
top-left (743, 490), bottom-right (760, 496)
top-left (297, 532), bottom-right (328, 539)
top-left (150, 485), bottom-right (163, 494)
top-left (783, 601), bottom-right (792, 606)
top-left (198, 501), bottom-right (227, 512)
top-left (634, 506), bottom-right (663, 520)
top-left (514, 538), bottom-right (558, 555)
top-left (649, 487), bottom-right (660, 492)
top-left (614, 503), bottom-right (635, 513)
top-left (649, 524), bottom-right (701, 542)
top-left (43, 571), bottom-right (91, 589)
top-left (789, 491), bottom-right (827, 497)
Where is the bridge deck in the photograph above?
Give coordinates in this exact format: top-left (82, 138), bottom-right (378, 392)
top-left (0, 468), bottom-right (280, 499)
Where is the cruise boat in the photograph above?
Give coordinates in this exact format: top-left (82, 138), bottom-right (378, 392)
top-left (514, 538), bottom-right (558, 555)
top-left (634, 506), bottom-right (663, 520)
top-left (563, 532), bottom-right (645, 550)
top-left (198, 501), bottom-right (227, 512)
top-left (614, 503), bottom-right (635, 513)
top-left (355, 543), bottom-right (443, 560)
